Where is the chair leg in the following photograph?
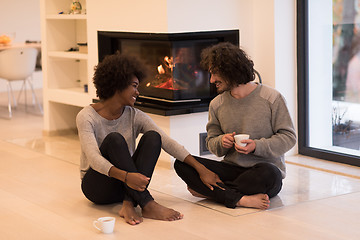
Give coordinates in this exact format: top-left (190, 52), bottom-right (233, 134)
top-left (26, 78), bottom-right (43, 115)
top-left (6, 82), bottom-right (13, 119)
top-left (18, 80), bottom-right (25, 106)
top-left (7, 82), bottom-right (17, 108)
top-left (17, 79), bottom-right (28, 111)
top-left (29, 76), bottom-right (36, 106)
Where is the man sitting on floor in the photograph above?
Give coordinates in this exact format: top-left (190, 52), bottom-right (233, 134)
top-left (174, 42), bottom-right (296, 209)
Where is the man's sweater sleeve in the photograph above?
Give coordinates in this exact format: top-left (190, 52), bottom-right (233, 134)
top-left (253, 94), bottom-right (296, 158)
top-left (205, 98), bottom-right (230, 157)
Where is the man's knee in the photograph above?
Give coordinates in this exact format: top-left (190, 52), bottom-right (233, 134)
top-left (254, 163), bottom-right (283, 196)
top-left (174, 159), bottom-right (187, 176)
top-left (255, 162), bottom-right (281, 179)
top-left (174, 159), bottom-right (182, 171)
top-left (246, 163), bottom-right (282, 191)
top-left (254, 163), bottom-right (282, 193)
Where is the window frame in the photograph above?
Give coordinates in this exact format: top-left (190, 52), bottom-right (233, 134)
top-left (297, 0), bottom-right (360, 167)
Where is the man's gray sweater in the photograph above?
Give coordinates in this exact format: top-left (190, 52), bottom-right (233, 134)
top-left (206, 84), bottom-right (296, 178)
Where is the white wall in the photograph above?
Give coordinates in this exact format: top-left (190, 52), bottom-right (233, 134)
top-left (0, 0), bottom-right (41, 43)
top-left (0, 0), bottom-right (42, 92)
top-left (274, 0), bottom-right (297, 155)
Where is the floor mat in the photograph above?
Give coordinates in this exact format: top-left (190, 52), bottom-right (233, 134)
top-left (149, 162), bottom-right (360, 216)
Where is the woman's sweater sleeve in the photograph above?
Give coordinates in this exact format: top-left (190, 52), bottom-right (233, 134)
top-left (76, 110), bottom-right (113, 176)
top-left (135, 110), bottom-right (190, 161)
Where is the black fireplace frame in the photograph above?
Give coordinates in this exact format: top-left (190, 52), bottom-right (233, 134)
top-left (97, 30), bottom-right (239, 116)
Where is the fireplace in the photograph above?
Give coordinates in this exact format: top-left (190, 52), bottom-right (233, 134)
top-left (97, 30), bottom-right (239, 115)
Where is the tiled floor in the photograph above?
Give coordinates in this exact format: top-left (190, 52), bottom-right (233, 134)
top-left (1, 90), bottom-right (360, 239)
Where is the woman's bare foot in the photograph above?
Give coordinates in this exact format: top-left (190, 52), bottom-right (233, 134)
top-left (236, 194), bottom-right (270, 210)
top-left (187, 186), bottom-right (208, 198)
top-left (119, 200), bottom-right (143, 225)
top-left (142, 200), bottom-right (183, 221)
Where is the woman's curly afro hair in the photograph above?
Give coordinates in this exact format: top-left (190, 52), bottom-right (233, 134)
top-left (93, 52), bottom-right (147, 100)
top-left (200, 42), bottom-right (255, 87)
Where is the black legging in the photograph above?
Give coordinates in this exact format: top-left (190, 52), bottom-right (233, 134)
top-left (174, 156), bottom-right (283, 208)
top-left (81, 131), bottom-right (161, 208)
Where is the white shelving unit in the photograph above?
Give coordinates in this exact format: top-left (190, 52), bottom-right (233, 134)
top-left (40, 0), bottom-right (92, 135)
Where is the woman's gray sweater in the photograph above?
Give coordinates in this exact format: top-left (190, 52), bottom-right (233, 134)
top-left (76, 105), bottom-right (190, 179)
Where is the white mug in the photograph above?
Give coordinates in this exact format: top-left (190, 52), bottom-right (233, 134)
top-left (234, 134), bottom-right (250, 147)
top-left (93, 217), bottom-right (115, 234)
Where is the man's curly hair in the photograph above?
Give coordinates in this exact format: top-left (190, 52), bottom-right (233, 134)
top-left (200, 42), bottom-right (255, 87)
top-left (93, 52), bottom-right (147, 100)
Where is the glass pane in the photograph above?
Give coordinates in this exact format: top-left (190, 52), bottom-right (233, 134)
top-left (308, 0), bottom-right (360, 156)
top-left (121, 39), bottom-right (217, 100)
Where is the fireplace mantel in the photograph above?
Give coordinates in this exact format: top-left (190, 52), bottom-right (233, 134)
top-left (134, 99), bottom-right (209, 116)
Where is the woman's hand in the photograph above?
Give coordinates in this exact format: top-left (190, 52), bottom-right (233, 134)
top-left (125, 172), bottom-right (150, 191)
top-left (222, 132), bottom-right (236, 148)
top-left (109, 167), bottom-right (150, 191)
top-left (198, 167), bottom-right (225, 191)
top-left (183, 155), bottom-right (224, 191)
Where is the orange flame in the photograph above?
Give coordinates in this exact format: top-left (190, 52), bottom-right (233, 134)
top-left (157, 65), bottom-right (165, 74)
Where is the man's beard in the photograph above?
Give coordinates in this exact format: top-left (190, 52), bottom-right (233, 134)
top-left (216, 84), bottom-right (231, 94)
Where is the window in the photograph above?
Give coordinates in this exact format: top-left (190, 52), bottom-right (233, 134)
top-left (297, 0), bottom-right (360, 166)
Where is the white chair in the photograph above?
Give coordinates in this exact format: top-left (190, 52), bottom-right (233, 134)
top-left (0, 47), bottom-right (43, 118)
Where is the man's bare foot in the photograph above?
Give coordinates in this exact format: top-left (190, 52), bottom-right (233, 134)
top-left (119, 200), bottom-right (143, 225)
top-left (187, 186), bottom-right (208, 198)
top-left (236, 194), bottom-right (270, 210)
top-left (142, 200), bottom-right (183, 221)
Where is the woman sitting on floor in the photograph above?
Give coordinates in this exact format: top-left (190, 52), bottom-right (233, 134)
top-left (76, 53), bottom-right (193, 225)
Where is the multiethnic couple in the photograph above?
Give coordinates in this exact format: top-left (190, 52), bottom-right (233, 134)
top-left (76, 42), bottom-right (296, 225)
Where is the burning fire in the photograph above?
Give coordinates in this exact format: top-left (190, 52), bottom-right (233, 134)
top-left (146, 53), bottom-right (194, 91)
top-left (155, 56), bottom-right (179, 90)
top-left (157, 56), bottom-right (174, 75)
top-left (157, 65), bottom-right (165, 74)
top-left (164, 56), bottom-right (174, 69)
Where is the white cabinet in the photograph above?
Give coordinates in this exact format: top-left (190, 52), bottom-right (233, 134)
top-left (40, 0), bottom-right (92, 135)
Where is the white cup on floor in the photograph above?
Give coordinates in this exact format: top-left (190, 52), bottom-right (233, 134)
top-left (93, 217), bottom-right (115, 234)
top-left (234, 134), bottom-right (250, 147)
